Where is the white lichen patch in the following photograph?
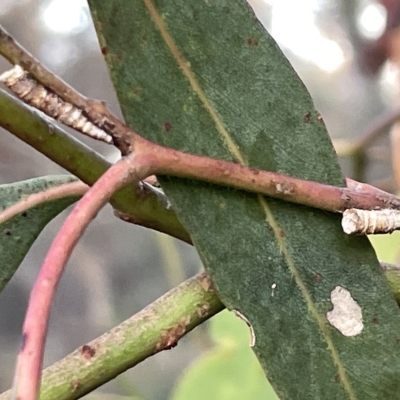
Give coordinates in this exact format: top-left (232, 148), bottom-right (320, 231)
top-left (233, 310), bottom-right (255, 347)
top-left (326, 286), bottom-right (363, 337)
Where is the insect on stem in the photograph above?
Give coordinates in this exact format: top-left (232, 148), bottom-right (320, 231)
top-left (342, 208), bottom-right (400, 235)
top-left (0, 65), bottom-right (113, 144)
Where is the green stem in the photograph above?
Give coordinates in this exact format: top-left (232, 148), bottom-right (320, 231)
top-left (0, 264), bottom-right (398, 400)
top-left (0, 88), bottom-right (190, 242)
top-left (0, 273), bottom-right (223, 400)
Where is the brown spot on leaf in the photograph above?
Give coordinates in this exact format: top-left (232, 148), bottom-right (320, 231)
top-left (303, 112), bottom-right (311, 123)
top-left (278, 229), bottom-right (285, 238)
top-left (3, 229), bottom-right (11, 236)
top-left (156, 316), bottom-right (191, 351)
top-left (315, 272), bottom-right (323, 282)
top-left (317, 115), bottom-right (324, 124)
top-left (101, 47), bottom-right (108, 55)
top-left (247, 37), bottom-right (258, 46)
top-left (371, 316), bottom-right (379, 324)
top-left (80, 344), bottom-right (96, 360)
top-left (164, 121), bottom-right (172, 132)
top-left (21, 211), bottom-right (27, 217)
top-left (335, 374), bottom-right (341, 383)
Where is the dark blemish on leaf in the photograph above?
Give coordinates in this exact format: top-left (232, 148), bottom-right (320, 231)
top-left (335, 374), bottom-right (341, 383)
top-left (317, 115), bottom-right (324, 124)
top-left (101, 47), bottom-right (108, 55)
top-left (247, 37), bottom-right (258, 47)
top-left (3, 229), bottom-right (11, 236)
top-left (315, 272), bottom-right (323, 282)
top-left (80, 344), bottom-right (96, 360)
top-left (396, 338), bottom-right (400, 345)
top-left (251, 168), bottom-right (260, 175)
top-left (21, 211), bottom-right (27, 217)
top-left (17, 188), bottom-right (22, 194)
top-left (371, 317), bottom-right (379, 324)
top-left (278, 229), bottom-right (285, 238)
top-left (303, 112), bottom-right (311, 123)
top-left (163, 121), bottom-right (172, 132)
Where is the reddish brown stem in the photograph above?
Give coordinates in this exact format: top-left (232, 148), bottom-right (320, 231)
top-left (13, 154), bottom-right (150, 400)
top-left (1, 25), bottom-right (399, 214)
top-left (136, 140), bottom-right (400, 212)
top-left (0, 25), bottom-right (137, 154)
top-left (345, 178), bottom-right (399, 202)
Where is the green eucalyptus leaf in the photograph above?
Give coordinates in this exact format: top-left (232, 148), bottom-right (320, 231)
top-left (0, 175), bottom-right (80, 291)
top-left (89, 1), bottom-right (400, 398)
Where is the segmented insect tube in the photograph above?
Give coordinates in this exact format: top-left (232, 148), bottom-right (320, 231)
top-left (0, 65), bottom-right (112, 144)
top-left (342, 208), bottom-right (400, 234)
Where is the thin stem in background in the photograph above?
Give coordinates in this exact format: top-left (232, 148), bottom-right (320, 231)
top-left (334, 107), bottom-right (400, 182)
top-left (354, 106), bottom-right (400, 151)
